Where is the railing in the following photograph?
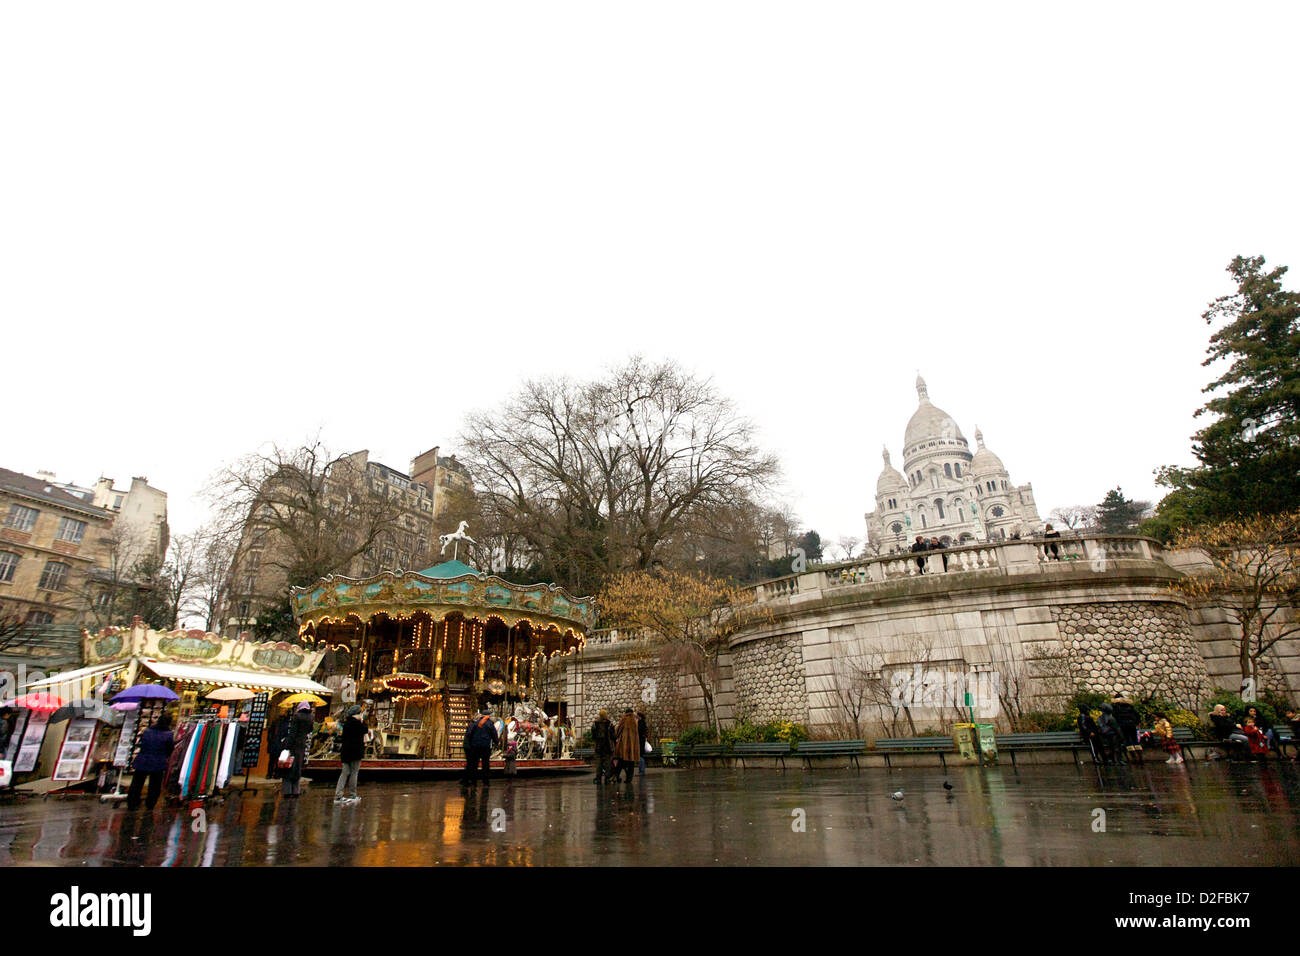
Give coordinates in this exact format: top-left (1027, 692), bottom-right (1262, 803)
top-left (747, 535), bottom-right (1164, 603)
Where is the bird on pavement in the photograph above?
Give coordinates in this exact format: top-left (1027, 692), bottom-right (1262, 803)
top-left (890, 790), bottom-right (904, 801)
top-left (943, 780), bottom-right (953, 791)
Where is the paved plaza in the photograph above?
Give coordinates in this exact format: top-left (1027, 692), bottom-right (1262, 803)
top-left (3, 762), bottom-right (1300, 866)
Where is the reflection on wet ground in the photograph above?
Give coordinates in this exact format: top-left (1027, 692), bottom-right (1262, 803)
top-left (2, 762), bottom-right (1299, 866)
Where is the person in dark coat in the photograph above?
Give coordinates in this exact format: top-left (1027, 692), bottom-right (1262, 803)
top-left (910, 535), bottom-right (929, 574)
top-left (266, 712), bottom-right (287, 779)
top-left (590, 709), bottom-right (615, 783)
top-left (280, 703), bottom-right (314, 798)
top-left (462, 706), bottom-right (498, 786)
top-left (1043, 523), bottom-right (1061, 560)
top-left (1110, 693), bottom-right (1140, 748)
top-left (334, 704), bottom-right (370, 805)
top-left (636, 709), bottom-right (649, 777)
top-left (1076, 705), bottom-right (1106, 765)
top-left (127, 713), bottom-right (175, 810)
top-left (1097, 703), bottom-right (1125, 764)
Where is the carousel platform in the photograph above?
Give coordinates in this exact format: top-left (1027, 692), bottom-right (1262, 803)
top-left (302, 757), bottom-right (591, 781)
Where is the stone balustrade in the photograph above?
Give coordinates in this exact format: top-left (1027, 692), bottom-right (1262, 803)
top-left (748, 535), bottom-right (1166, 603)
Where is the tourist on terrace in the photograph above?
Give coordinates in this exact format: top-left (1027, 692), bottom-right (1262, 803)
top-left (929, 537), bottom-right (947, 571)
top-left (911, 535), bottom-right (929, 574)
top-left (1043, 524), bottom-right (1061, 560)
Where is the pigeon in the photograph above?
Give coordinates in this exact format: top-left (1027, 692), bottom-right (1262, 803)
top-left (942, 780), bottom-right (953, 791)
top-left (890, 789), bottom-right (904, 801)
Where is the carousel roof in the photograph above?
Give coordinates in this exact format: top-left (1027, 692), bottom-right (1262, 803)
top-left (416, 559), bottom-right (481, 578)
top-left (290, 559), bottom-right (596, 634)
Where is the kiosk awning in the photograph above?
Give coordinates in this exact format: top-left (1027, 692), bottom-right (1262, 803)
top-left (26, 661), bottom-right (127, 689)
top-left (140, 659), bottom-right (332, 695)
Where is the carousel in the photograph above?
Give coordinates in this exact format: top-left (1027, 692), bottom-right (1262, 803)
top-left (290, 530), bottom-right (595, 779)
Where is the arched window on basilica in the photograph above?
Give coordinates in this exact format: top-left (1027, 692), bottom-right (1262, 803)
top-left (934, 498), bottom-right (945, 520)
top-left (944, 463), bottom-right (952, 478)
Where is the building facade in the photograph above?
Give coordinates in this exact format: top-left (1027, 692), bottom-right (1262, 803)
top-left (866, 375), bottom-right (1041, 553)
top-left (0, 468), bottom-right (118, 629)
top-left (42, 473), bottom-right (169, 573)
top-left (221, 447), bottom-right (472, 638)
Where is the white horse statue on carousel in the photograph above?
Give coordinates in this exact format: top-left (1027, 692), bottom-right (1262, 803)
top-left (439, 521), bottom-right (478, 560)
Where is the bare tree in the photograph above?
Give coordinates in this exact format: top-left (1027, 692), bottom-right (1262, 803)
top-left (206, 439), bottom-right (408, 590)
top-left (836, 536), bottom-right (861, 562)
top-left (458, 357), bottom-right (779, 594)
top-left (1048, 505), bottom-right (1099, 534)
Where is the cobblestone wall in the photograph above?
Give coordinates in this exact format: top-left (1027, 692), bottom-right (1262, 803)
top-left (583, 662), bottom-right (685, 738)
top-left (1052, 601), bottom-right (1214, 704)
top-left (731, 635), bottom-right (809, 724)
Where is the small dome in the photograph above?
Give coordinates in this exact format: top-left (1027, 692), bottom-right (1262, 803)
top-left (877, 446), bottom-right (906, 494)
top-left (971, 426), bottom-right (1007, 476)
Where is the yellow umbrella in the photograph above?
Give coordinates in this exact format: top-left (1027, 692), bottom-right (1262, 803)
top-left (279, 693), bottom-right (327, 707)
top-left (206, 686), bottom-right (256, 701)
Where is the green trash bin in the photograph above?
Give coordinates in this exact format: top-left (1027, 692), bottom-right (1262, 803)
top-left (975, 723), bottom-right (998, 764)
top-left (953, 723), bottom-right (979, 760)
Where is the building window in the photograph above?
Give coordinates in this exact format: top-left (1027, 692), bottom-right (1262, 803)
top-left (0, 551), bottom-right (18, 582)
top-left (5, 505), bottom-right (39, 532)
top-left (237, 601), bottom-right (251, 619)
top-left (39, 561), bottom-right (69, 591)
top-left (992, 506), bottom-right (1005, 518)
top-left (56, 517), bottom-right (87, 543)
top-left (944, 463), bottom-right (952, 478)
top-left (891, 522), bottom-right (903, 534)
top-left (934, 499), bottom-right (945, 520)
top-left (113, 495), bottom-right (124, 510)
top-left (95, 592), bottom-right (111, 610)
top-left (954, 463), bottom-right (962, 478)
top-left (26, 610), bottom-right (54, 626)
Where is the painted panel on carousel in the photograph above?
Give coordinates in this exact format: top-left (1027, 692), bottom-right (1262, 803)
top-left (250, 642), bottom-right (307, 671)
top-left (157, 631), bottom-right (223, 661)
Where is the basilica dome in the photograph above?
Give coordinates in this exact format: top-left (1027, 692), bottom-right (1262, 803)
top-left (904, 375), bottom-right (966, 451)
top-left (970, 427), bottom-right (1007, 476)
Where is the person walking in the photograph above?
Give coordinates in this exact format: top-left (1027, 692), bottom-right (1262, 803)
top-left (462, 705), bottom-right (498, 787)
top-left (334, 704), bottom-right (370, 805)
top-left (127, 712), bottom-right (175, 810)
top-left (910, 535), bottom-right (929, 574)
top-left (590, 709), bottom-right (615, 784)
top-left (613, 708), bottom-right (640, 783)
top-left (636, 709), bottom-right (649, 777)
top-left (280, 702), bottom-right (314, 798)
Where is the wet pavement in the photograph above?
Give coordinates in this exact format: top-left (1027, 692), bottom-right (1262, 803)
top-left (3, 761), bottom-right (1299, 866)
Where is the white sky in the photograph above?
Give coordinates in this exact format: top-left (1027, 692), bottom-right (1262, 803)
top-left (4, 2), bottom-right (1298, 552)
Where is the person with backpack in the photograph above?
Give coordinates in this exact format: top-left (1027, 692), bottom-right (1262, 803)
top-left (462, 705), bottom-right (499, 787)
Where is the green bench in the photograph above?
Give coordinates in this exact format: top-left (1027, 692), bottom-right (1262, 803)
top-left (732, 742), bottom-right (791, 770)
top-left (572, 747), bottom-right (594, 761)
top-left (795, 740), bottom-right (866, 770)
top-left (995, 731), bottom-right (1089, 768)
top-left (874, 736), bottom-right (954, 769)
top-left (686, 743), bottom-right (730, 767)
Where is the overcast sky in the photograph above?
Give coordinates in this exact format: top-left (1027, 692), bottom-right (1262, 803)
top-left (4, 2), bottom-right (1298, 552)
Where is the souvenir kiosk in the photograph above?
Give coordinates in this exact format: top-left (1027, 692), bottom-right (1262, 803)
top-left (290, 552), bottom-right (595, 779)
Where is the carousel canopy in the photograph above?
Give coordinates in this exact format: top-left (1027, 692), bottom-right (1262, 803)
top-left (417, 559), bottom-right (480, 578)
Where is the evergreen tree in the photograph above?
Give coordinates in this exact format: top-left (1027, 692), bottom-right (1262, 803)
top-left (1095, 487), bottom-right (1148, 534)
top-left (795, 530), bottom-right (823, 561)
top-left (1154, 256), bottom-right (1300, 527)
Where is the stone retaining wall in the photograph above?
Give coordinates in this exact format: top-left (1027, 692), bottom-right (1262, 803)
top-left (730, 634), bottom-right (809, 724)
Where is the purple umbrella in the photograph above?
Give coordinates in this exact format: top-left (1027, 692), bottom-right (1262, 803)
top-left (111, 684), bottom-right (179, 704)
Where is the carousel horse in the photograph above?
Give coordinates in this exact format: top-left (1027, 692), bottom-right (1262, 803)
top-left (439, 521), bottom-right (478, 557)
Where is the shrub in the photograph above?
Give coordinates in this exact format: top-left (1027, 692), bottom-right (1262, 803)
top-left (762, 719), bottom-right (809, 744)
top-left (676, 725), bottom-right (717, 747)
top-left (1017, 710), bottom-right (1077, 733)
top-left (719, 722), bottom-right (762, 746)
top-left (915, 727), bottom-right (949, 737)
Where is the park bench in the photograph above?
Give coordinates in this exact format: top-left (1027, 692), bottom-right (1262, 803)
top-left (795, 740), bottom-right (866, 771)
top-left (686, 743), bottom-right (731, 768)
top-left (1276, 727), bottom-right (1295, 757)
top-left (874, 736), bottom-right (954, 769)
top-left (995, 731), bottom-right (1089, 768)
top-left (572, 747), bottom-right (594, 761)
top-left (732, 742), bottom-right (792, 770)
